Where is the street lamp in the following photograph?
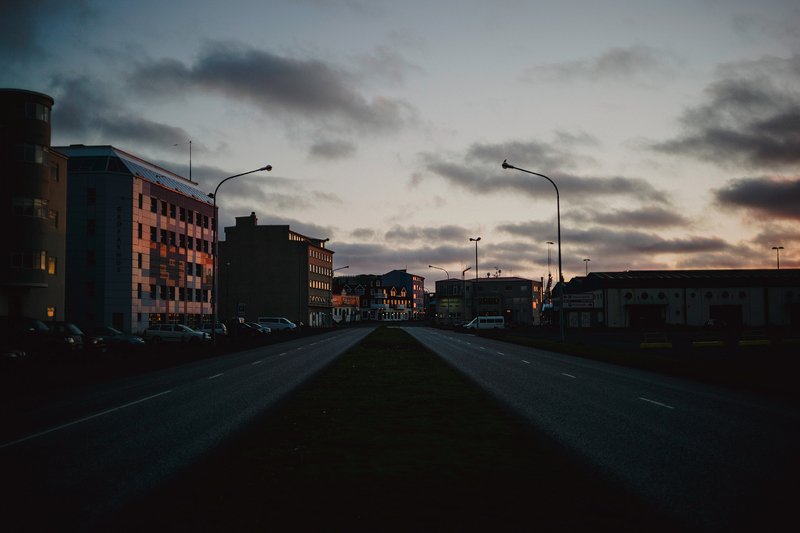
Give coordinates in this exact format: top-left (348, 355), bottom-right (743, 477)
top-left (502, 159), bottom-right (564, 342)
top-left (469, 237), bottom-right (481, 279)
top-left (210, 164), bottom-right (272, 344)
top-left (333, 265), bottom-right (350, 273)
top-left (429, 265), bottom-right (450, 323)
top-left (462, 266), bottom-right (471, 323)
top-left (584, 258), bottom-right (591, 275)
top-left (772, 246), bottom-right (784, 269)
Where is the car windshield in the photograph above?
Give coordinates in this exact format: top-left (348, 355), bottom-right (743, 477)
top-left (66, 324), bottom-right (85, 335)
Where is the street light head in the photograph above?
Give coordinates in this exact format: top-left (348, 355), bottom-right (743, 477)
top-left (502, 159), bottom-right (512, 169)
top-left (261, 164), bottom-right (273, 172)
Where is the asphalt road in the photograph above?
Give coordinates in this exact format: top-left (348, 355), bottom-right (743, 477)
top-left (0, 327), bottom-right (374, 531)
top-left (404, 326), bottom-right (800, 531)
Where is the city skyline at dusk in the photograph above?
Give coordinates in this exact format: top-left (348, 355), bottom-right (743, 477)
top-left (3, 0), bottom-right (798, 282)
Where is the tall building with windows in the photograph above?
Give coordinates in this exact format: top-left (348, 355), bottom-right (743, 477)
top-left (382, 269), bottom-right (426, 319)
top-left (1, 89), bottom-right (66, 320)
top-left (218, 212), bottom-right (334, 327)
top-left (52, 145), bottom-right (215, 333)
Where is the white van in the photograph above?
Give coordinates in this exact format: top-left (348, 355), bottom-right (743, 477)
top-left (257, 317), bottom-right (297, 331)
top-left (463, 316), bottom-right (505, 329)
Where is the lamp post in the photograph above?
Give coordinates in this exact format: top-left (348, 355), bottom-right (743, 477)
top-left (462, 266), bottom-right (471, 323)
top-left (209, 164), bottom-right (272, 344)
top-left (584, 258), bottom-right (591, 275)
top-left (469, 237), bottom-right (481, 279)
top-left (333, 265), bottom-right (350, 273)
top-left (502, 159), bottom-right (564, 342)
top-left (428, 265), bottom-right (450, 322)
top-left (772, 246), bottom-right (784, 269)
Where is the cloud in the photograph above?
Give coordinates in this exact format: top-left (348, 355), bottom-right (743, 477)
top-left (0, 0), bottom-right (91, 63)
top-left (522, 45), bottom-right (674, 83)
top-left (351, 45), bottom-right (424, 86)
top-left (653, 55), bottom-right (800, 169)
top-left (714, 176), bottom-right (800, 220)
top-left (308, 139), bottom-right (357, 160)
top-left (565, 206), bottom-right (691, 228)
top-left (129, 40), bottom-right (416, 134)
top-left (51, 75), bottom-right (191, 150)
top-left (384, 224), bottom-right (470, 242)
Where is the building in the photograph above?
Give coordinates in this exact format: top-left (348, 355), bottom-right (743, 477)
top-left (218, 212), bottom-right (334, 327)
top-left (52, 145), bottom-right (215, 333)
top-left (381, 269), bottom-right (425, 319)
top-left (563, 269), bottom-right (800, 328)
top-left (432, 276), bottom-right (542, 326)
top-left (1, 89), bottom-right (67, 320)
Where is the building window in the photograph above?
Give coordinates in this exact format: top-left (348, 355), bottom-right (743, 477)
top-left (50, 163), bottom-right (59, 181)
top-left (12, 197), bottom-right (50, 219)
top-left (160, 285), bottom-right (167, 300)
top-left (150, 226), bottom-right (157, 241)
top-left (160, 229), bottom-right (168, 244)
top-left (137, 283), bottom-right (142, 299)
top-left (87, 188), bottom-right (96, 205)
top-left (179, 287), bottom-right (185, 301)
top-left (25, 101), bottom-right (51, 122)
top-left (195, 263), bottom-right (202, 276)
top-left (137, 253), bottom-right (142, 269)
top-left (138, 194), bottom-right (143, 209)
top-left (169, 231), bottom-right (176, 246)
top-left (15, 143), bottom-right (47, 164)
top-left (179, 207), bottom-right (186, 221)
top-left (169, 204), bottom-right (176, 218)
top-left (187, 210), bottom-right (194, 225)
top-left (179, 234), bottom-right (186, 248)
top-left (11, 250), bottom-right (47, 269)
top-left (150, 198), bottom-right (157, 213)
top-left (195, 288), bottom-right (202, 302)
top-left (47, 256), bottom-right (57, 275)
top-left (161, 201), bottom-right (167, 216)
top-left (187, 236), bottom-right (194, 250)
top-left (137, 223), bottom-right (142, 239)
top-left (168, 286), bottom-right (176, 300)
top-left (150, 284), bottom-right (157, 299)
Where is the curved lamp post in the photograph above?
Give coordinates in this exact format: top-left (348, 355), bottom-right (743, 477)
top-left (210, 164), bottom-right (272, 344)
top-left (333, 265), bottom-right (350, 273)
top-left (469, 237), bottom-right (481, 279)
top-left (584, 258), bottom-right (591, 275)
top-left (502, 159), bottom-right (564, 342)
top-left (462, 266), bottom-right (471, 323)
top-left (772, 246), bottom-right (784, 269)
top-left (428, 265), bottom-right (450, 322)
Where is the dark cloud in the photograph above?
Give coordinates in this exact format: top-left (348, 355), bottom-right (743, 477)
top-left (653, 55), bottom-right (800, 168)
top-left (565, 206), bottom-right (691, 228)
top-left (423, 155), bottom-right (668, 203)
top-left (129, 41), bottom-right (415, 134)
top-left (308, 140), bottom-right (357, 160)
top-left (384, 225), bottom-right (470, 242)
top-left (51, 75), bottom-right (191, 150)
top-left (0, 0), bottom-right (91, 63)
top-left (714, 176), bottom-right (800, 220)
top-left (522, 45), bottom-right (674, 83)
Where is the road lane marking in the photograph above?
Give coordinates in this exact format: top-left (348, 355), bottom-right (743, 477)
top-left (521, 359), bottom-right (531, 364)
top-left (0, 390), bottom-right (173, 449)
top-left (561, 373), bottom-right (577, 379)
top-left (639, 397), bottom-right (675, 409)
top-left (208, 373), bottom-right (225, 380)
top-left (279, 352), bottom-right (287, 356)
top-left (497, 352), bottom-right (505, 355)
top-left (251, 360), bottom-right (263, 365)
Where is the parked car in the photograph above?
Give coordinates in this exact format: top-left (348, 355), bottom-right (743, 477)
top-left (197, 323), bottom-right (228, 336)
top-left (85, 326), bottom-right (146, 352)
top-left (256, 317), bottom-right (297, 331)
top-left (245, 322), bottom-right (272, 334)
top-left (0, 316), bottom-right (84, 357)
top-left (228, 321), bottom-right (264, 337)
top-left (462, 316), bottom-right (506, 329)
top-left (142, 324), bottom-right (209, 343)
top-left (48, 321), bottom-right (109, 355)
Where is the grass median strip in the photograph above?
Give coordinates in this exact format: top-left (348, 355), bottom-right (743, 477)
top-left (115, 326), bottom-right (668, 531)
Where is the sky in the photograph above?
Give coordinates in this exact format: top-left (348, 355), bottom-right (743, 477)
top-left (3, 0), bottom-right (799, 284)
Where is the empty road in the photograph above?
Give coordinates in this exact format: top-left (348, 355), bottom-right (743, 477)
top-left (404, 326), bottom-right (800, 531)
top-left (0, 327), bottom-right (374, 531)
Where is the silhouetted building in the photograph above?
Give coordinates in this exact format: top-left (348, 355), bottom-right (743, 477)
top-left (218, 212), bottom-right (334, 327)
top-left (382, 269), bottom-right (425, 319)
top-left (52, 145), bottom-right (215, 333)
top-left (1, 89), bottom-right (67, 320)
top-left (563, 269), bottom-right (800, 328)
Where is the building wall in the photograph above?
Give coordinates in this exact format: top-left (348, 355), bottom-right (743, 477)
top-left (0, 89), bottom-right (66, 320)
top-left (219, 216), bottom-right (333, 327)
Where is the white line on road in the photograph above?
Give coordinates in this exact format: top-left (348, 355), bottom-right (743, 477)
top-left (561, 373), bottom-right (577, 379)
top-left (208, 373), bottom-right (225, 380)
top-left (521, 359), bottom-right (531, 364)
top-left (0, 390), bottom-right (174, 449)
top-left (279, 352), bottom-right (287, 356)
top-left (251, 360), bottom-right (263, 365)
top-left (639, 397), bottom-right (675, 409)
top-left (497, 352), bottom-right (505, 355)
